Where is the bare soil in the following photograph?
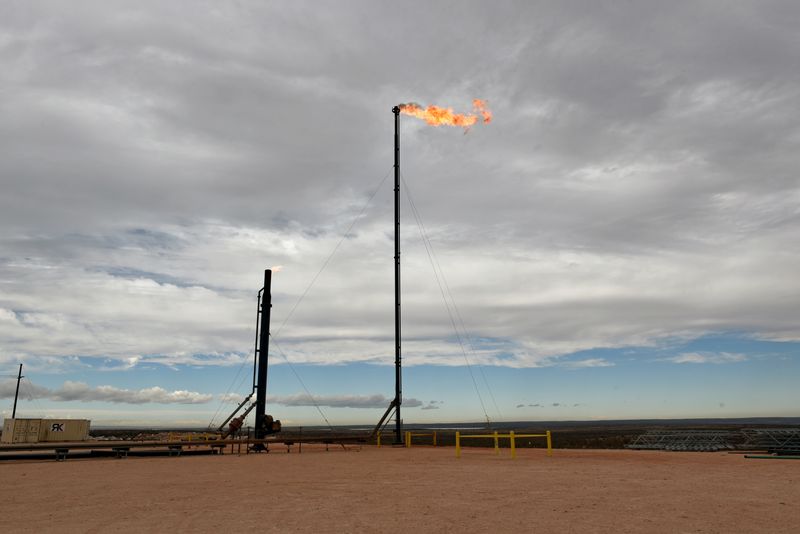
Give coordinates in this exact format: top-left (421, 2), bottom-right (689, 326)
top-left (1, 445), bottom-right (797, 533)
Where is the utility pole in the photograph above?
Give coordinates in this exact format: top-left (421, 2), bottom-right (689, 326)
top-left (12, 364), bottom-right (23, 419)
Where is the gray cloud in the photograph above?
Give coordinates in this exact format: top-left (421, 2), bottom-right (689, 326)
top-left (0, 2), bottom-right (798, 373)
top-left (0, 379), bottom-right (212, 404)
top-left (270, 393), bottom-right (422, 409)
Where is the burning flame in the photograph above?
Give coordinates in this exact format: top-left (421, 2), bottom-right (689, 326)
top-left (398, 99), bottom-right (492, 130)
top-left (271, 265), bottom-right (283, 273)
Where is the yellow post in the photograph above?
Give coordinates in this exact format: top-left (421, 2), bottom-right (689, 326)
top-left (546, 430), bottom-right (552, 457)
top-left (510, 431), bottom-right (516, 459)
top-left (377, 431), bottom-right (381, 448)
top-left (494, 431), bottom-right (499, 455)
top-left (433, 431), bottom-right (437, 447)
top-left (405, 431), bottom-right (411, 448)
top-left (455, 431), bottom-right (461, 458)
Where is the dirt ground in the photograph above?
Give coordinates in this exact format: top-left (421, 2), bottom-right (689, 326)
top-left (1, 445), bottom-right (798, 533)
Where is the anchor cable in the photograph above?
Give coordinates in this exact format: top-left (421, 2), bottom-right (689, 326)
top-left (271, 335), bottom-right (336, 432)
top-left (402, 173), bottom-right (501, 426)
top-left (273, 167), bottom-right (393, 339)
top-left (207, 167), bottom-right (392, 429)
top-left (21, 377), bottom-right (47, 418)
top-left (207, 292), bottom-right (262, 428)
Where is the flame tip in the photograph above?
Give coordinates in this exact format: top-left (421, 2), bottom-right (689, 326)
top-left (397, 99), bottom-right (491, 129)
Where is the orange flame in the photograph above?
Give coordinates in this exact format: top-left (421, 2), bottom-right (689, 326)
top-left (398, 99), bottom-right (492, 129)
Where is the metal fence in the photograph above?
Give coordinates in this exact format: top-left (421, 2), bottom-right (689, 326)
top-left (627, 428), bottom-right (800, 453)
top-left (626, 430), bottom-right (736, 451)
top-left (740, 428), bottom-right (800, 453)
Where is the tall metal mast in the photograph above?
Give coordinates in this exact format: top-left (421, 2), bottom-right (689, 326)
top-left (254, 269), bottom-right (272, 439)
top-left (392, 106), bottom-right (403, 444)
top-left (12, 363), bottom-right (23, 419)
top-left (370, 107), bottom-right (405, 443)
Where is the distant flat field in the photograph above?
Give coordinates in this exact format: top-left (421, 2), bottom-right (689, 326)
top-left (1, 446), bottom-right (798, 533)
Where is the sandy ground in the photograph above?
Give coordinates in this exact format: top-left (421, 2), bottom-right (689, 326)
top-left (1, 445), bottom-right (798, 533)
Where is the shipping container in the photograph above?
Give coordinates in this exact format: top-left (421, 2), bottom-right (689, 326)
top-left (2, 418), bottom-right (40, 443)
top-left (1, 418), bottom-right (90, 443)
top-left (38, 419), bottom-right (90, 442)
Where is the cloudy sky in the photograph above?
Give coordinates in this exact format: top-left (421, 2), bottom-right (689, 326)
top-left (1, 1), bottom-right (798, 427)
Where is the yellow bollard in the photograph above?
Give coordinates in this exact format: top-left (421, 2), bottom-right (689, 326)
top-left (377, 431), bottom-right (381, 448)
top-left (510, 431), bottom-right (516, 459)
top-left (433, 431), bottom-right (437, 447)
top-left (546, 430), bottom-right (552, 457)
top-left (455, 431), bottom-right (461, 458)
top-left (494, 431), bottom-right (499, 455)
top-left (405, 431), bottom-right (411, 448)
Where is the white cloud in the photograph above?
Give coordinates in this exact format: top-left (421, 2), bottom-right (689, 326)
top-left (0, 379), bottom-right (212, 404)
top-left (666, 352), bottom-right (747, 365)
top-left (219, 393), bottom-right (247, 404)
top-left (559, 358), bottom-right (615, 369)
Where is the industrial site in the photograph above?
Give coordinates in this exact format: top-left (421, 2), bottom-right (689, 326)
top-left (3, 2), bottom-right (800, 533)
